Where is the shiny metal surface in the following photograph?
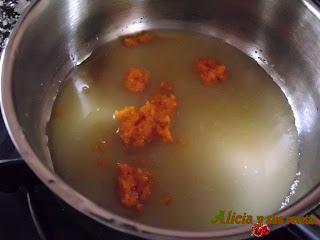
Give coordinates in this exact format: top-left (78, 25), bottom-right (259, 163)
top-left (1, 0), bottom-right (320, 239)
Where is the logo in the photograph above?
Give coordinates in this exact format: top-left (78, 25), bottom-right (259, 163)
top-left (210, 209), bottom-right (319, 238)
top-left (251, 223), bottom-right (270, 238)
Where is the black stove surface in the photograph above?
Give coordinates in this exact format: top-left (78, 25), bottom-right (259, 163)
top-left (0, 1), bottom-right (319, 239)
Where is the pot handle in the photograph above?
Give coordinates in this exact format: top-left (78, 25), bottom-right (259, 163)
top-left (286, 212), bottom-right (320, 240)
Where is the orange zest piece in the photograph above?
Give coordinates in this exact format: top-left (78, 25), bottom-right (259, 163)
top-left (92, 140), bottom-right (108, 154)
top-left (176, 138), bottom-right (188, 147)
top-left (161, 192), bottom-right (173, 207)
top-left (160, 80), bottom-right (174, 91)
top-left (115, 106), bottom-right (153, 148)
top-left (122, 37), bottom-right (139, 48)
top-left (149, 93), bottom-right (177, 144)
top-left (124, 68), bottom-right (150, 93)
top-left (122, 32), bottom-right (154, 48)
top-left (194, 57), bottom-right (228, 86)
top-left (117, 163), bottom-right (154, 213)
top-left (115, 93), bottom-right (177, 148)
top-left (138, 32), bottom-right (154, 43)
top-left (92, 140), bottom-right (109, 168)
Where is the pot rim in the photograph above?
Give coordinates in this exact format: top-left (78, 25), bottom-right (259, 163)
top-left (1, 0), bottom-right (320, 239)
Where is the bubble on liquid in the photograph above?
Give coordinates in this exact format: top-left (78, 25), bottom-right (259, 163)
top-left (82, 86), bottom-right (89, 93)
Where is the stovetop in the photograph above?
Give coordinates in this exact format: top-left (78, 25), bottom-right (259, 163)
top-left (0, 1), bottom-right (319, 239)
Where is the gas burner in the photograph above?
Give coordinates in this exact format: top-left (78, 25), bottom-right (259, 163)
top-left (0, 0), bottom-right (30, 51)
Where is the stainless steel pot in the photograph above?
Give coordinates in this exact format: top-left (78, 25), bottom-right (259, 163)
top-left (1, 0), bottom-right (320, 239)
